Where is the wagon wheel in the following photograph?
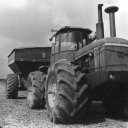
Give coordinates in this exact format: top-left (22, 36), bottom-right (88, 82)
top-left (6, 74), bottom-right (18, 99)
top-left (27, 71), bottom-right (46, 109)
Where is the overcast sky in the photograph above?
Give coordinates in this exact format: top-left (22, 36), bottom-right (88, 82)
top-left (0, 0), bottom-right (128, 78)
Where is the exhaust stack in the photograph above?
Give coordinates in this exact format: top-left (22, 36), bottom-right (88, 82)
top-left (105, 6), bottom-right (118, 37)
top-left (96, 4), bottom-right (104, 40)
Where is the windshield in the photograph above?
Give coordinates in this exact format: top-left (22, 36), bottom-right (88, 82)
top-left (59, 31), bottom-right (87, 51)
top-left (54, 30), bottom-right (88, 54)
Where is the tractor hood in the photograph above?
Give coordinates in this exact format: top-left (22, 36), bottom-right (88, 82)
top-left (75, 37), bottom-right (128, 60)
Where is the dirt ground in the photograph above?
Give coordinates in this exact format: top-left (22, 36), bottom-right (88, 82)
top-left (0, 80), bottom-right (128, 128)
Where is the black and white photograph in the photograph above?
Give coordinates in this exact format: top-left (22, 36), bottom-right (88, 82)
top-left (0, 0), bottom-right (128, 127)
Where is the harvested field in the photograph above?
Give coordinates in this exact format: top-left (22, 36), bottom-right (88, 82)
top-left (0, 80), bottom-right (128, 128)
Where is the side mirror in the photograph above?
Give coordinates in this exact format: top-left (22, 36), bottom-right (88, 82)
top-left (49, 36), bottom-right (55, 44)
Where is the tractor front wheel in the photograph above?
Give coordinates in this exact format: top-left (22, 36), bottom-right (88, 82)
top-left (46, 62), bottom-right (90, 124)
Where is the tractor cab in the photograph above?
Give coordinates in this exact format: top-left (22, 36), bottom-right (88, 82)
top-left (50, 26), bottom-right (92, 64)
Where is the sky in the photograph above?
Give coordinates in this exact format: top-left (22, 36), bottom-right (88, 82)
top-left (0, 0), bottom-right (128, 78)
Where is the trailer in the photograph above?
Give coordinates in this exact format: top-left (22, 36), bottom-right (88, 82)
top-left (6, 47), bottom-right (51, 108)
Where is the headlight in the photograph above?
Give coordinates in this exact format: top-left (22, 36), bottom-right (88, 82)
top-left (88, 52), bottom-right (94, 58)
top-left (109, 73), bottom-right (115, 80)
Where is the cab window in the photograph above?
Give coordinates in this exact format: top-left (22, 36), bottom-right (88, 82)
top-left (60, 31), bottom-right (79, 51)
top-left (51, 43), bottom-right (54, 56)
top-left (55, 34), bottom-right (60, 53)
top-left (60, 32), bottom-right (68, 51)
top-left (57, 30), bottom-right (89, 52)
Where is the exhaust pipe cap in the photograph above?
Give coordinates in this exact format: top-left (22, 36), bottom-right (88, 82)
top-left (105, 6), bottom-right (118, 13)
top-left (105, 6), bottom-right (119, 37)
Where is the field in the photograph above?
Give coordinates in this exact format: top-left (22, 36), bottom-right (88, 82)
top-left (0, 80), bottom-right (128, 128)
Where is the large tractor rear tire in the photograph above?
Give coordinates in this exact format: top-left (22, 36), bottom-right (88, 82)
top-left (27, 71), bottom-right (46, 109)
top-left (46, 61), bottom-right (90, 124)
top-left (6, 73), bottom-right (18, 99)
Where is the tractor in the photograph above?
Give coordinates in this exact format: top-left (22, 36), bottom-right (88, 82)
top-left (45, 4), bottom-right (128, 123)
